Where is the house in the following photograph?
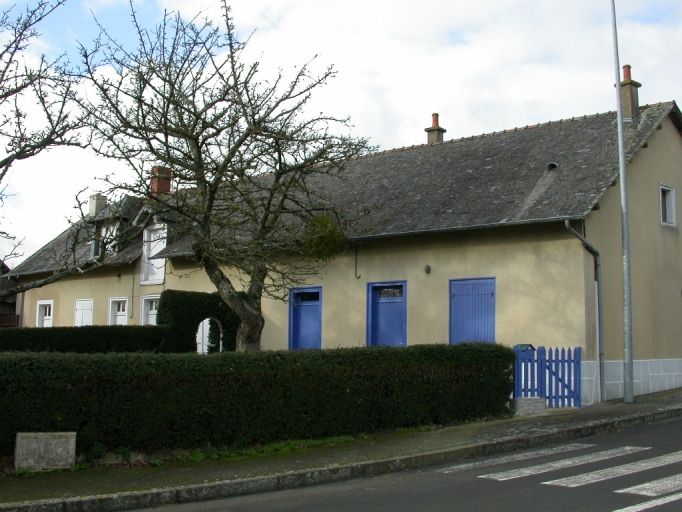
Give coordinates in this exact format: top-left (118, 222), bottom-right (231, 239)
top-left (10, 68), bottom-right (682, 405)
top-left (0, 260), bottom-right (18, 326)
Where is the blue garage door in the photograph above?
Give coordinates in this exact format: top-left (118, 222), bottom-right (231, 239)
top-left (368, 282), bottom-right (407, 347)
top-left (450, 278), bottom-right (495, 344)
top-left (289, 288), bottom-right (322, 349)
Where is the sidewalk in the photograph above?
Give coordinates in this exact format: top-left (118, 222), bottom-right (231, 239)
top-left (2, 388), bottom-right (682, 512)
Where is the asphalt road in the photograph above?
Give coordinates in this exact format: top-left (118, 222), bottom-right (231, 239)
top-left (140, 416), bottom-right (682, 512)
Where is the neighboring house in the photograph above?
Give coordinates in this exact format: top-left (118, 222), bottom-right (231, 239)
top-left (0, 260), bottom-right (18, 326)
top-left (10, 69), bottom-right (682, 404)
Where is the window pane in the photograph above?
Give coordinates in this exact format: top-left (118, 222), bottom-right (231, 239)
top-left (298, 292), bottom-right (319, 302)
top-left (379, 286), bottom-right (403, 298)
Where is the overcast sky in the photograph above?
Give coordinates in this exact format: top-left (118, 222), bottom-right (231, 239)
top-left (2, 0), bottom-right (682, 265)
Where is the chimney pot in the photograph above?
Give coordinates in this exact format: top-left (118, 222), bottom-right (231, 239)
top-left (151, 166), bottom-right (172, 196)
top-left (425, 113), bottom-right (447, 144)
top-left (623, 64), bottom-right (632, 82)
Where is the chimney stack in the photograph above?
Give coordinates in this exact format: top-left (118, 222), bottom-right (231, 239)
top-left (621, 64), bottom-right (641, 122)
top-left (151, 166), bottom-right (172, 196)
top-left (424, 113), bottom-right (447, 144)
top-left (88, 194), bottom-right (107, 217)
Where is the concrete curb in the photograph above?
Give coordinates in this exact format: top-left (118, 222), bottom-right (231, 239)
top-left (3, 405), bottom-right (682, 512)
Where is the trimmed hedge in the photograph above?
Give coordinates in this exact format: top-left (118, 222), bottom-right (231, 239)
top-left (0, 290), bottom-right (240, 354)
top-left (0, 343), bottom-right (514, 456)
top-left (157, 290), bottom-right (240, 352)
top-left (0, 325), bottom-right (193, 353)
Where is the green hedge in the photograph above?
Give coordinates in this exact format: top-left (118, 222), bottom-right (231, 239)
top-left (157, 290), bottom-right (240, 352)
top-left (0, 325), bottom-right (193, 353)
top-left (0, 290), bottom-right (239, 354)
top-left (0, 343), bottom-right (514, 456)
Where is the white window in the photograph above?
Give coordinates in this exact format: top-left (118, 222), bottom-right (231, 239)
top-left (141, 224), bottom-right (166, 284)
top-left (109, 298), bottom-right (128, 325)
top-left (91, 221), bottom-right (121, 258)
top-left (74, 299), bottom-right (94, 326)
top-left (660, 184), bottom-right (676, 226)
top-left (36, 300), bottom-right (54, 327)
top-left (141, 295), bottom-right (160, 325)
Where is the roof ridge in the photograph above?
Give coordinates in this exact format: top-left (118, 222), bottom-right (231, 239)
top-left (348, 101), bottom-right (676, 161)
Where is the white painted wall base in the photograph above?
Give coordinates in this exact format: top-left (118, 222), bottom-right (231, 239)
top-left (581, 359), bottom-right (682, 405)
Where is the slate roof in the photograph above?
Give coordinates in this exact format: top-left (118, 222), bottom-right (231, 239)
top-left (10, 197), bottom-right (146, 277)
top-left (11, 101), bottom-right (682, 271)
top-left (318, 101), bottom-right (680, 239)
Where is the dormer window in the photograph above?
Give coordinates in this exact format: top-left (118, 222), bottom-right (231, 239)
top-left (90, 220), bottom-right (122, 258)
top-left (141, 223), bottom-right (166, 285)
top-left (660, 184), bottom-right (676, 227)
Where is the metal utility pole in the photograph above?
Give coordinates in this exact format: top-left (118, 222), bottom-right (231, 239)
top-left (610, 0), bottom-right (634, 403)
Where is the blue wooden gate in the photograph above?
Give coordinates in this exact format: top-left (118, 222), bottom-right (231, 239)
top-left (513, 346), bottom-right (581, 408)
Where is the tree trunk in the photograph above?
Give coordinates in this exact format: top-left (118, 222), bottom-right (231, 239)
top-left (200, 252), bottom-right (265, 352)
top-left (235, 312), bottom-right (265, 352)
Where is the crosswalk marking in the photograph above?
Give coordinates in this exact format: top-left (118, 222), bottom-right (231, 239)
top-left (479, 446), bottom-right (649, 481)
top-left (616, 473), bottom-right (682, 497)
top-left (612, 490), bottom-right (682, 512)
top-left (439, 443), bottom-right (594, 474)
top-left (544, 450), bottom-right (682, 488)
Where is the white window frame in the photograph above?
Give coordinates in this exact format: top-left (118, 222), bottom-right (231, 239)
top-left (660, 183), bottom-right (676, 227)
top-left (73, 299), bottom-right (94, 327)
top-left (141, 223), bottom-right (167, 285)
top-left (141, 295), bottom-right (161, 325)
top-left (90, 221), bottom-right (122, 259)
top-left (36, 300), bottom-right (54, 327)
top-left (108, 297), bottom-right (129, 325)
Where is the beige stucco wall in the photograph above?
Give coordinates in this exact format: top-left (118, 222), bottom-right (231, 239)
top-left (18, 260), bottom-right (167, 327)
top-left (254, 224), bottom-right (589, 351)
top-left (585, 115), bottom-right (682, 360)
top-left (18, 217), bottom-right (592, 354)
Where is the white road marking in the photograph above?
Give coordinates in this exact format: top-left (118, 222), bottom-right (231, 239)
top-left (544, 450), bottom-right (682, 488)
top-left (479, 446), bottom-right (649, 481)
top-left (616, 473), bottom-right (682, 497)
top-left (439, 443), bottom-right (594, 474)
top-left (612, 490), bottom-right (682, 512)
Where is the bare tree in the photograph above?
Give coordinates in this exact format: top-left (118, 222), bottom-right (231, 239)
top-left (0, 0), bottom-right (82, 228)
top-left (76, 3), bottom-right (372, 350)
top-left (0, 0), bottom-right (91, 298)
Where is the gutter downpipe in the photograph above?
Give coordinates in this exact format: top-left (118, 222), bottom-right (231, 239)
top-left (565, 220), bottom-right (604, 403)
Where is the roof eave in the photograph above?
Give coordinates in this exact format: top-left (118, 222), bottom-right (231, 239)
top-left (349, 215), bottom-right (586, 242)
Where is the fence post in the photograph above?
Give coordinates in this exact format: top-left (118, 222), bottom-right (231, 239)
top-left (538, 346), bottom-right (547, 403)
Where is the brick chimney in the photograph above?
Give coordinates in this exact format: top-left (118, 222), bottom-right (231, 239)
top-left (621, 64), bottom-right (641, 122)
top-left (151, 166), bottom-right (171, 196)
top-left (88, 194), bottom-right (107, 217)
top-left (424, 113), bottom-right (447, 144)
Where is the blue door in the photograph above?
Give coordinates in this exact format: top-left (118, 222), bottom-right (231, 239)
top-left (450, 278), bottom-right (495, 344)
top-left (367, 282), bottom-right (407, 347)
top-left (289, 288), bottom-right (322, 349)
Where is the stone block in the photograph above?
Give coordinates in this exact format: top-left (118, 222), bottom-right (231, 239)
top-left (649, 359), bottom-right (663, 375)
top-left (662, 359), bottom-right (677, 375)
top-left (581, 376), bottom-right (596, 406)
top-left (511, 397), bottom-right (546, 416)
top-left (15, 432), bottom-right (76, 470)
top-left (604, 361), bottom-right (623, 384)
top-left (650, 375), bottom-right (667, 393)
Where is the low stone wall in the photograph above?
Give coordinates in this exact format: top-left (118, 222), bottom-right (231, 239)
top-left (581, 358), bottom-right (682, 405)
